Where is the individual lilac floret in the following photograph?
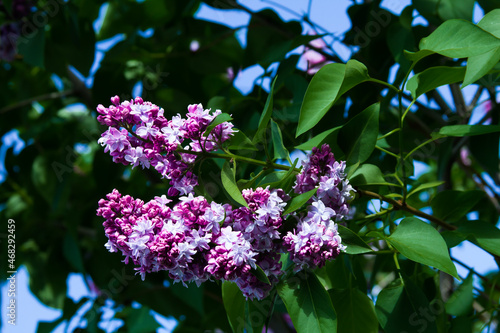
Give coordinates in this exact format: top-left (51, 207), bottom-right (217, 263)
top-left (98, 127), bottom-right (130, 154)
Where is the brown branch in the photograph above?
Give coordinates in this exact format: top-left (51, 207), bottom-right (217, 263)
top-left (431, 90), bottom-right (452, 115)
top-left (453, 257), bottom-right (500, 293)
top-left (0, 89), bottom-right (75, 114)
top-left (467, 86), bottom-right (485, 113)
top-left (357, 189), bottom-right (458, 230)
top-left (450, 83), bottom-right (467, 117)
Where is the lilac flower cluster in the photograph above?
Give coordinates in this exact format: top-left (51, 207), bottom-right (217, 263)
top-left (96, 96), bottom-right (353, 299)
top-left (284, 144), bottom-right (353, 271)
top-left (97, 97), bottom-right (235, 196)
top-left (97, 186), bottom-right (287, 300)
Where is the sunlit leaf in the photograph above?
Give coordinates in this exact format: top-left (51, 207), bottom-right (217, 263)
top-left (297, 60), bottom-right (370, 136)
top-left (282, 188), bottom-right (317, 216)
top-left (387, 217), bottom-right (459, 279)
top-left (406, 66), bottom-right (466, 99)
top-left (338, 103), bottom-right (379, 165)
top-left (222, 161), bottom-right (248, 207)
top-left (338, 226), bottom-right (373, 254)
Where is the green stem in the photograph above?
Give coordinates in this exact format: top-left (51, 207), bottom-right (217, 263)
top-left (358, 189), bottom-right (458, 230)
top-left (178, 148), bottom-right (300, 172)
top-left (399, 90), bottom-right (408, 203)
top-left (404, 137), bottom-right (439, 161)
top-left (401, 100), bottom-right (416, 123)
top-left (398, 62), bottom-right (417, 204)
top-left (364, 250), bottom-right (394, 255)
top-left (378, 128), bottom-right (400, 141)
top-left (375, 145), bottom-right (399, 158)
top-left (368, 78), bottom-right (400, 94)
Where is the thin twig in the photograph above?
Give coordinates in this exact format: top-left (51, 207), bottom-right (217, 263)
top-left (357, 189), bottom-right (458, 230)
top-left (0, 89), bottom-right (75, 114)
top-left (467, 86), bottom-right (485, 113)
top-left (450, 83), bottom-right (467, 117)
top-left (431, 90), bottom-right (452, 115)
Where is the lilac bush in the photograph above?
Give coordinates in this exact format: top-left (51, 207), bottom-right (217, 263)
top-left (96, 96), bottom-right (353, 300)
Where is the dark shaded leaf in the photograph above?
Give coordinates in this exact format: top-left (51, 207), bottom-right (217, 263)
top-left (277, 272), bottom-right (337, 333)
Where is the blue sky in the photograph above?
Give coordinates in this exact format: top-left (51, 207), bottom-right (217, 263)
top-left (1, 0), bottom-right (499, 332)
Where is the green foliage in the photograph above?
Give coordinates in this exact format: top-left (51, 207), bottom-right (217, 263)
top-left (296, 60), bottom-right (370, 136)
top-left (277, 273), bottom-right (337, 332)
top-left (387, 217), bottom-right (459, 279)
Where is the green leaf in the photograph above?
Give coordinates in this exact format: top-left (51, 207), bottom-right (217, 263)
top-left (338, 226), bottom-right (373, 254)
top-left (406, 66), bottom-right (466, 99)
top-left (446, 271), bottom-right (473, 316)
top-left (31, 156), bottom-right (57, 204)
top-left (349, 164), bottom-right (396, 186)
top-left (338, 103), bottom-right (380, 165)
top-left (271, 120), bottom-right (289, 161)
top-left (127, 306), bottom-right (161, 333)
top-left (407, 181), bottom-right (445, 198)
top-left (387, 217), bottom-right (459, 279)
top-left (251, 265), bottom-right (271, 285)
top-left (282, 188), bottom-right (317, 216)
top-left (437, 0), bottom-right (474, 21)
top-left (203, 113), bottom-right (233, 137)
top-left (253, 76), bottom-right (277, 144)
top-left (2, 0), bottom-right (12, 16)
top-left (296, 60), bottom-right (370, 136)
top-left (463, 47), bottom-right (500, 87)
top-left (456, 220), bottom-right (500, 256)
top-left (277, 272), bottom-right (337, 333)
top-left (404, 49), bottom-right (436, 63)
top-left (376, 277), bottom-right (438, 333)
top-left (36, 318), bottom-right (65, 333)
top-left (221, 161), bottom-right (248, 207)
top-left (431, 190), bottom-right (484, 222)
top-left (438, 124), bottom-right (500, 137)
top-left (229, 130), bottom-right (258, 151)
top-left (419, 19), bottom-right (500, 58)
top-left (477, 9), bottom-right (500, 38)
top-left (222, 281), bottom-right (246, 333)
top-left (18, 27), bottom-right (45, 68)
top-left (63, 234), bottom-right (85, 272)
top-left (207, 96), bottom-right (226, 110)
top-left (450, 316), bottom-right (473, 333)
top-left (258, 159), bottom-right (298, 190)
top-left (464, 7), bottom-right (500, 87)
top-left (329, 288), bottom-right (378, 333)
top-left (295, 126), bottom-right (342, 151)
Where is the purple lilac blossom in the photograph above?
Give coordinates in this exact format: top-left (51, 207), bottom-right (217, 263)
top-left (283, 200), bottom-right (346, 271)
top-left (97, 96), bottom-right (235, 196)
top-left (97, 101), bottom-right (351, 300)
top-left (97, 186), bottom-right (290, 300)
top-left (293, 143), bottom-right (354, 221)
top-left (283, 143), bottom-right (353, 270)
